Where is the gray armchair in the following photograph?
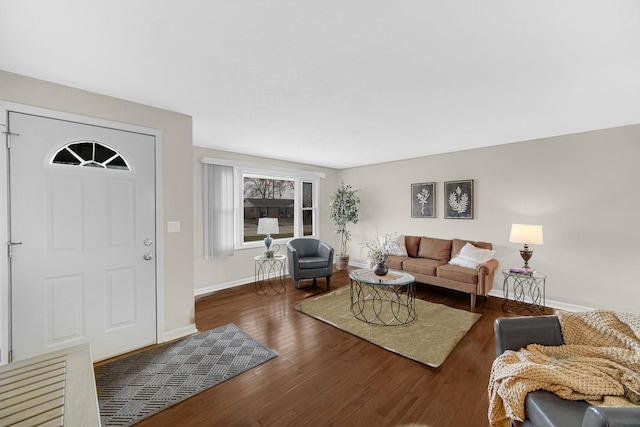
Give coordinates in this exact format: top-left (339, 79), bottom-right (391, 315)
top-left (287, 238), bottom-right (334, 290)
top-left (494, 316), bottom-right (640, 427)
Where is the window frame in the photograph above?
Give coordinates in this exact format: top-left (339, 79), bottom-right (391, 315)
top-left (201, 157), bottom-right (323, 251)
top-left (51, 140), bottom-right (131, 170)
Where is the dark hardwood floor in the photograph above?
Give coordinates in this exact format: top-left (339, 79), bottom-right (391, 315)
top-left (133, 269), bottom-right (517, 427)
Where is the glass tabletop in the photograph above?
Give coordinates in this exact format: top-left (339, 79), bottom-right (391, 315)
top-left (349, 268), bottom-right (415, 286)
top-left (502, 269), bottom-right (546, 279)
top-left (254, 253), bottom-right (286, 261)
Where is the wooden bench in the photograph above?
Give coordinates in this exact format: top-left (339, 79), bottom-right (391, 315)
top-left (0, 343), bottom-right (100, 426)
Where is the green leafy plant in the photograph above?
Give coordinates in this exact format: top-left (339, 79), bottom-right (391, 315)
top-left (329, 181), bottom-right (360, 256)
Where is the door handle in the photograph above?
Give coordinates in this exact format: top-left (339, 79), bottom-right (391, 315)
top-left (144, 253), bottom-right (153, 260)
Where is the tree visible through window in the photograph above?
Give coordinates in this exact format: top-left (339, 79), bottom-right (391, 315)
top-left (244, 175), bottom-right (295, 242)
top-left (202, 158), bottom-right (320, 249)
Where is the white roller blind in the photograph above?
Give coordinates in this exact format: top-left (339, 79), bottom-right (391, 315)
top-left (203, 163), bottom-right (234, 258)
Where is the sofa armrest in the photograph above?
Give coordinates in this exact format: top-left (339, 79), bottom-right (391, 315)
top-left (494, 316), bottom-right (563, 356)
top-left (582, 406), bottom-right (640, 427)
top-left (476, 258), bottom-right (499, 296)
top-left (478, 258), bottom-right (499, 276)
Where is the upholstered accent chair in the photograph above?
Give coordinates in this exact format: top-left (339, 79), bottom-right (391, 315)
top-left (287, 238), bottom-right (334, 290)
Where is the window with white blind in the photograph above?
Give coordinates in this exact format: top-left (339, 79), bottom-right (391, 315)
top-left (202, 157), bottom-right (323, 255)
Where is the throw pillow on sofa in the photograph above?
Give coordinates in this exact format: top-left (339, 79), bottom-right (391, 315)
top-left (448, 242), bottom-right (495, 269)
top-left (385, 234), bottom-right (408, 257)
top-left (417, 237), bottom-right (452, 262)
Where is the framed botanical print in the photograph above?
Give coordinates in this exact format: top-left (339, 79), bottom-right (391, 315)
top-left (444, 180), bottom-right (474, 219)
top-left (411, 182), bottom-right (436, 218)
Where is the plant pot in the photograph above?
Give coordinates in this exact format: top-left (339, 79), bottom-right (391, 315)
top-left (335, 255), bottom-right (350, 271)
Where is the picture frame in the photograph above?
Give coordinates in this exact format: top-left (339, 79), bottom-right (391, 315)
top-left (411, 182), bottom-right (436, 218)
top-left (444, 179), bottom-right (474, 219)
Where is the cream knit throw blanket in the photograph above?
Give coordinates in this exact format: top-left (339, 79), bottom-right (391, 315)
top-left (488, 310), bottom-right (640, 427)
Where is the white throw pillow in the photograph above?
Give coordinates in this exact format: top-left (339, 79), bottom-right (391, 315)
top-left (386, 234), bottom-right (408, 257)
top-left (448, 242), bottom-right (495, 269)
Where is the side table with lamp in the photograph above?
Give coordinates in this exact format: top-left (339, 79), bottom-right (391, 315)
top-left (254, 217), bottom-right (286, 295)
top-left (504, 223), bottom-right (546, 315)
top-left (254, 250), bottom-right (286, 295)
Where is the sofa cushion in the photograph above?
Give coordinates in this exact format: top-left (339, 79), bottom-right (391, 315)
top-left (402, 258), bottom-right (445, 276)
top-left (418, 237), bottom-right (452, 262)
top-left (448, 242), bottom-right (496, 269)
top-left (526, 390), bottom-right (589, 427)
top-left (405, 236), bottom-right (421, 258)
top-left (451, 238), bottom-right (492, 258)
top-left (386, 255), bottom-right (409, 270)
top-left (436, 264), bottom-right (479, 285)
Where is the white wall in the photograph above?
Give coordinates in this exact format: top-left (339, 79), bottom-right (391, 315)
top-left (0, 71), bottom-right (196, 345)
top-left (336, 124), bottom-right (640, 314)
top-left (193, 147), bottom-right (338, 295)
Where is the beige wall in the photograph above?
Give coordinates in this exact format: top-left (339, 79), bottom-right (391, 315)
top-left (0, 70), bottom-right (195, 338)
top-left (5, 68), bottom-right (636, 332)
top-left (336, 125), bottom-right (640, 314)
top-left (193, 126), bottom-right (640, 315)
top-left (193, 147), bottom-right (338, 294)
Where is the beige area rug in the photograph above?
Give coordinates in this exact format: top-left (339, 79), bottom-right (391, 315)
top-left (298, 286), bottom-right (481, 367)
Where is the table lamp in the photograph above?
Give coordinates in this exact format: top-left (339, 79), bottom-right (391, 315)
top-left (257, 218), bottom-right (279, 252)
top-left (509, 223), bottom-right (543, 270)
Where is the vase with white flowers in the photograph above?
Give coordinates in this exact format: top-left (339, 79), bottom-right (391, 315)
top-left (361, 231), bottom-right (399, 276)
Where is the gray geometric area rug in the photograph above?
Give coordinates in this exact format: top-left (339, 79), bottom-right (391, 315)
top-left (94, 323), bottom-right (277, 426)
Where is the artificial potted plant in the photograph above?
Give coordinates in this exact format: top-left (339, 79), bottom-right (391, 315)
top-left (329, 181), bottom-right (360, 270)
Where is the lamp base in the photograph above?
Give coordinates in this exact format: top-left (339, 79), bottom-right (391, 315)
top-left (519, 244), bottom-right (533, 270)
top-left (264, 234), bottom-right (272, 250)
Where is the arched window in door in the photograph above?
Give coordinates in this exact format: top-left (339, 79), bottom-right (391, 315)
top-left (51, 141), bottom-right (130, 170)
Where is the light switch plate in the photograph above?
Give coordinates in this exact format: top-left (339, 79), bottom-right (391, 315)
top-left (167, 221), bottom-right (181, 233)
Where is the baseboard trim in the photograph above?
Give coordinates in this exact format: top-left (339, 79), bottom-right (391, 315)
top-left (192, 267), bottom-right (595, 313)
top-left (195, 276), bottom-right (255, 298)
top-left (162, 324), bottom-right (198, 343)
top-left (487, 288), bottom-right (593, 312)
top-left (349, 261), bottom-right (369, 269)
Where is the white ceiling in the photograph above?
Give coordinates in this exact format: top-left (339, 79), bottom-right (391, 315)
top-left (1, 1), bottom-right (640, 169)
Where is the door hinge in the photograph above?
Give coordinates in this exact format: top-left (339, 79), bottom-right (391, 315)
top-left (2, 124), bottom-right (19, 148)
top-left (7, 241), bottom-right (22, 258)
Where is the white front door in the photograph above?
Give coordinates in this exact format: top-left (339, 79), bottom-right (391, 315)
top-left (8, 111), bottom-right (157, 362)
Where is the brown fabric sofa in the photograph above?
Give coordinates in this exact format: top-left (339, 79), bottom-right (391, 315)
top-left (386, 236), bottom-right (499, 308)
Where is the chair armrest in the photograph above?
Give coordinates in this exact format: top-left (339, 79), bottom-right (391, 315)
top-left (287, 244), bottom-right (300, 275)
top-left (582, 406), bottom-right (640, 427)
top-left (317, 242), bottom-right (334, 264)
top-left (494, 315), bottom-right (563, 356)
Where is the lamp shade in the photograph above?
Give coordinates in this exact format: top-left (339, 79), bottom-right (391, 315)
top-left (257, 217), bottom-right (279, 235)
top-left (509, 224), bottom-right (543, 245)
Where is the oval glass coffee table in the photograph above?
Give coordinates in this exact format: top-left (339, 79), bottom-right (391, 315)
top-left (348, 268), bottom-right (416, 326)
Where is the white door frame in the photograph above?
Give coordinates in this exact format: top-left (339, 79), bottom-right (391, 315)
top-left (0, 101), bottom-right (165, 365)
